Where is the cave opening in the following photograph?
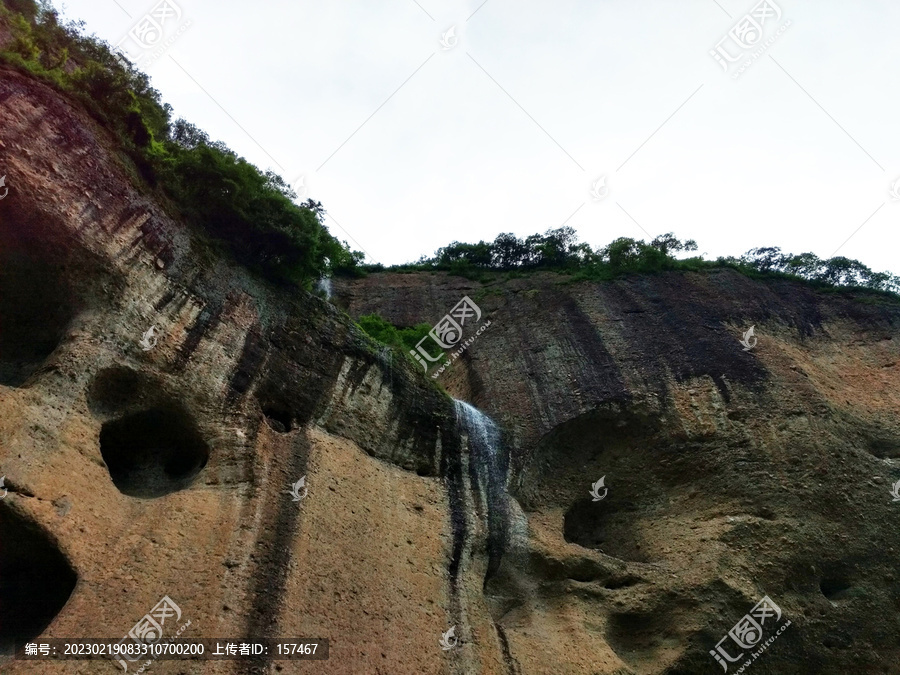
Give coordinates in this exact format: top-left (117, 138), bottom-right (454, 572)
top-left (261, 405), bottom-right (292, 433)
top-left (0, 504), bottom-right (77, 645)
top-left (99, 407), bottom-right (209, 498)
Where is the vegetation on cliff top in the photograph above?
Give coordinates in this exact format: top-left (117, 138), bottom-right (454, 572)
top-left (356, 228), bottom-right (898, 376)
top-left (1, 2), bottom-right (895, 300)
top-left (368, 227), bottom-right (900, 298)
top-left (0, 0), bottom-right (363, 287)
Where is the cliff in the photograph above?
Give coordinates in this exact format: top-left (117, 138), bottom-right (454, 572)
top-left (334, 265), bottom-right (900, 674)
top-left (1, 64), bottom-right (900, 675)
top-left (0, 67), bottom-right (458, 675)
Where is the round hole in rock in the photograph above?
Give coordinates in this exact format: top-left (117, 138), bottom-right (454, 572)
top-left (820, 577), bottom-right (852, 601)
top-left (0, 503), bottom-right (77, 645)
top-left (261, 406), bottom-right (292, 434)
top-left (99, 408), bottom-right (209, 498)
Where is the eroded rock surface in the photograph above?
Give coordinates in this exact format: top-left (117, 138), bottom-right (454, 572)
top-left (0, 68), bottom-right (458, 675)
top-left (336, 268), bottom-right (900, 674)
top-left (1, 64), bottom-right (900, 675)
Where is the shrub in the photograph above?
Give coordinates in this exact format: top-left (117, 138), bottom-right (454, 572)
top-left (357, 314), bottom-right (432, 355)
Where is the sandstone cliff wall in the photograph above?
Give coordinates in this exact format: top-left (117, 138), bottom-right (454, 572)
top-left (335, 264), bottom-right (900, 674)
top-left (0, 68), bottom-right (474, 675)
top-left (2, 64), bottom-right (900, 675)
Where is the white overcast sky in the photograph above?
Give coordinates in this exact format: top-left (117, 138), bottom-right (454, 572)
top-left (57, 0), bottom-right (899, 272)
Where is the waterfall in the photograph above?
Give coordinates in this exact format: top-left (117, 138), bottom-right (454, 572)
top-left (454, 400), bottom-right (501, 460)
top-left (315, 276), bottom-right (332, 299)
top-left (454, 399), bottom-right (510, 584)
top-left (444, 400), bottom-right (517, 673)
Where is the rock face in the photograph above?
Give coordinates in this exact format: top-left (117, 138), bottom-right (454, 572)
top-left (335, 270), bottom-right (900, 674)
top-left (0, 68), bottom-right (458, 675)
top-left (1, 66), bottom-right (900, 675)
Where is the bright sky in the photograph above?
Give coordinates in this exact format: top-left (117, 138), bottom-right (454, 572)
top-left (59, 0), bottom-right (900, 272)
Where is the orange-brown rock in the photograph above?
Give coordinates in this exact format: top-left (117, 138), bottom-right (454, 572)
top-left (335, 267), bottom-right (900, 674)
top-left (2, 64), bottom-right (900, 675)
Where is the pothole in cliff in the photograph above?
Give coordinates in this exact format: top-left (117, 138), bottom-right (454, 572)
top-left (0, 503), bottom-right (77, 644)
top-left (0, 229), bottom-right (78, 387)
top-left (563, 498), bottom-right (651, 563)
top-left (253, 382), bottom-right (296, 433)
top-left (261, 405), bottom-right (293, 434)
top-left (99, 407), bottom-right (209, 498)
top-left (820, 577), bottom-right (853, 602)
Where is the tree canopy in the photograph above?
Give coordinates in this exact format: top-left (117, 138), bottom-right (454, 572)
top-left (387, 228), bottom-right (899, 296)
